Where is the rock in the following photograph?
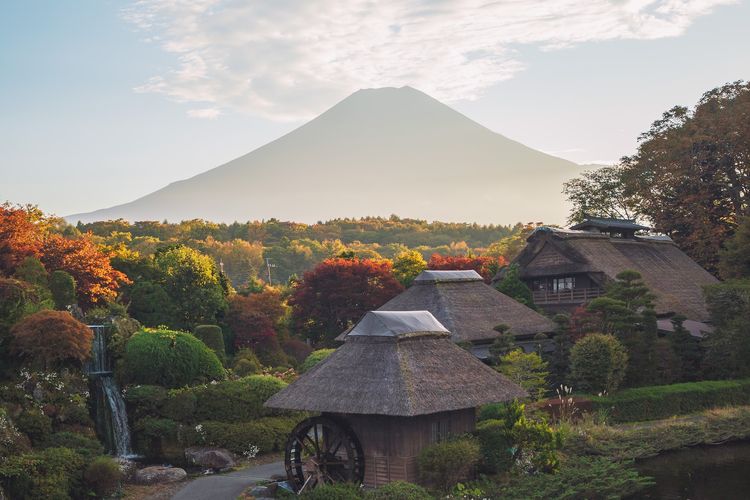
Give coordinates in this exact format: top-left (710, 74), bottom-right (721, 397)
top-left (115, 458), bottom-right (139, 482)
top-left (185, 447), bottom-right (236, 470)
top-left (134, 466), bottom-right (187, 485)
top-left (249, 485), bottom-right (272, 498)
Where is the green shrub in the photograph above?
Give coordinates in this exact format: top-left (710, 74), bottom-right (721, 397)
top-left (497, 350), bottom-right (548, 400)
top-left (474, 419), bottom-right (514, 474)
top-left (181, 416), bottom-right (299, 455)
top-left (42, 432), bottom-right (104, 460)
top-left (511, 416), bottom-right (563, 473)
top-left (190, 375), bottom-right (287, 423)
top-left (299, 483), bottom-right (362, 499)
top-left (16, 409), bottom-right (52, 446)
top-left (365, 481), bottom-right (433, 499)
top-left (0, 408), bottom-right (28, 460)
top-left (464, 456), bottom-right (653, 499)
top-left (570, 333), bottom-right (628, 393)
top-left (124, 384), bottom-right (167, 419)
top-left (233, 349), bottom-right (263, 376)
top-left (161, 388), bottom-right (198, 422)
top-left (477, 400), bottom-right (524, 424)
top-left (589, 378), bottom-right (750, 422)
top-left (417, 437), bottom-right (481, 493)
top-left (0, 447), bottom-right (85, 500)
top-left (300, 349), bottom-right (335, 373)
top-left (131, 418), bottom-right (179, 461)
top-left (49, 270), bottom-right (77, 309)
top-left (123, 329), bottom-right (226, 388)
top-left (84, 456), bottom-right (123, 498)
top-left (60, 404), bottom-right (93, 427)
top-left (194, 325), bottom-right (227, 364)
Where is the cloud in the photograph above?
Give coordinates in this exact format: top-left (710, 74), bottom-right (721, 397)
top-left (123, 0), bottom-right (735, 121)
top-left (187, 107), bottom-right (221, 119)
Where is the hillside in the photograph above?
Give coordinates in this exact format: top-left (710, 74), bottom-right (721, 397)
top-left (68, 87), bottom-right (585, 225)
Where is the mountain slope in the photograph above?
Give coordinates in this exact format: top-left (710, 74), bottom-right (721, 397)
top-left (69, 87), bottom-right (584, 225)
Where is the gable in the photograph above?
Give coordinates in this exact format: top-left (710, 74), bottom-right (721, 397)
top-left (526, 242), bottom-right (573, 271)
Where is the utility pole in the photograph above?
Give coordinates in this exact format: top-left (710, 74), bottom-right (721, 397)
top-left (265, 258), bottom-right (276, 285)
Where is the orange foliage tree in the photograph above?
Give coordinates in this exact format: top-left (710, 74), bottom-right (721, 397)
top-left (10, 310), bottom-right (93, 369)
top-left (0, 204), bottom-right (42, 275)
top-left (290, 258), bottom-right (403, 346)
top-left (41, 234), bottom-right (129, 309)
top-left (427, 254), bottom-right (507, 283)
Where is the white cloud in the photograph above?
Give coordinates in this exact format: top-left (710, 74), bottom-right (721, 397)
top-left (187, 107), bottom-right (221, 119)
top-left (123, 0), bottom-right (735, 121)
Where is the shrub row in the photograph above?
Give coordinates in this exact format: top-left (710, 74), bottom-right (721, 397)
top-left (589, 378), bottom-right (750, 422)
top-left (125, 375), bottom-right (289, 424)
top-left (295, 481), bottom-right (432, 500)
top-left (131, 415), bottom-right (300, 460)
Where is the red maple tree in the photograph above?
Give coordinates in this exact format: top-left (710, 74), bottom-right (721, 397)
top-left (289, 258), bottom-right (403, 346)
top-left (227, 288), bottom-right (287, 350)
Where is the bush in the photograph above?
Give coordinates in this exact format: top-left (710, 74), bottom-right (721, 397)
top-left (511, 416), bottom-right (563, 473)
top-left (497, 350), bottom-right (548, 400)
top-left (233, 349), bottom-right (263, 376)
top-left (16, 409), bottom-right (52, 446)
top-left (467, 456), bottom-right (653, 499)
top-left (84, 456), bottom-right (123, 498)
top-left (417, 437), bottom-right (481, 492)
top-left (589, 378), bottom-right (750, 422)
top-left (0, 447), bottom-right (85, 500)
top-left (194, 325), bottom-right (227, 364)
top-left (570, 333), bottom-right (628, 393)
top-left (124, 385), bottom-right (167, 420)
top-left (191, 375), bottom-right (287, 422)
top-left (42, 432), bottom-right (104, 460)
top-left (299, 483), bottom-right (362, 499)
top-left (161, 388), bottom-right (198, 422)
top-left (300, 349), bottom-right (336, 373)
top-left (181, 416), bottom-right (299, 455)
top-left (10, 310), bottom-right (93, 369)
top-left (474, 419), bottom-right (514, 474)
top-left (123, 329), bottom-right (226, 388)
top-left (131, 418), bottom-right (180, 461)
top-left (0, 408), bottom-right (28, 460)
top-left (49, 270), bottom-right (77, 309)
top-left (282, 338), bottom-right (313, 365)
top-left (365, 481), bottom-right (432, 500)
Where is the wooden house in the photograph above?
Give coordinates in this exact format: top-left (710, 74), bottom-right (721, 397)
top-left (494, 216), bottom-right (718, 331)
top-left (265, 310), bottom-right (526, 490)
top-left (337, 270), bottom-right (556, 357)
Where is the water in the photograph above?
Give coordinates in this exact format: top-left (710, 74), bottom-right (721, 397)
top-left (86, 325), bottom-right (134, 458)
top-left (635, 440), bottom-right (750, 499)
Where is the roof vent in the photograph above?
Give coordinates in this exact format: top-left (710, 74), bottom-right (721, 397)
top-left (346, 311), bottom-right (450, 338)
top-left (413, 270), bottom-right (483, 283)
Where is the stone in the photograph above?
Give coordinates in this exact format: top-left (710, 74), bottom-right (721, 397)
top-left (115, 458), bottom-right (139, 482)
top-left (185, 446), bottom-right (236, 470)
top-left (134, 466), bottom-right (187, 485)
top-left (249, 485), bottom-right (272, 498)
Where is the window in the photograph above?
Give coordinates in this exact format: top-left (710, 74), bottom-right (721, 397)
top-left (552, 276), bottom-right (575, 292)
top-left (430, 417), bottom-right (453, 443)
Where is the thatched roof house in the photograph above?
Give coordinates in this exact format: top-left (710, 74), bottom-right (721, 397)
top-left (496, 218), bottom-right (718, 322)
top-left (268, 310), bottom-right (526, 416)
top-left (266, 311), bottom-right (526, 488)
top-left (337, 270), bottom-right (555, 354)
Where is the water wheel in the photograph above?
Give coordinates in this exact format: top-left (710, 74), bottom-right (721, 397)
top-left (284, 416), bottom-right (364, 493)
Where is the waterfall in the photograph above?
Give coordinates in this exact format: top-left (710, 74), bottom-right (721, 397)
top-left (86, 325), bottom-right (134, 458)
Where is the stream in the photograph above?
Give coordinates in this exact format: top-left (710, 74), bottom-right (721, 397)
top-left (635, 440), bottom-right (750, 499)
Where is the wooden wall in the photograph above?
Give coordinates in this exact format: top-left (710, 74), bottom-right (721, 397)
top-left (331, 409), bottom-right (475, 488)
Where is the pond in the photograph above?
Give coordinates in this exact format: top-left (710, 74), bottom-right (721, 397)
top-left (635, 440), bottom-right (750, 499)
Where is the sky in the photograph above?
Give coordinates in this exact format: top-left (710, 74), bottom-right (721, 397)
top-left (1, 0), bottom-right (749, 218)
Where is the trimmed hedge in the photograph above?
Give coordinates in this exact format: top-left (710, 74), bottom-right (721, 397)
top-left (300, 349), bottom-right (335, 373)
top-left (590, 379), bottom-right (750, 422)
top-left (181, 416), bottom-right (299, 455)
top-left (0, 447), bottom-right (85, 500)
top-left (194, 325), bottom-right (226, 364)
top-left (123, 329), bottom-right (226, 388)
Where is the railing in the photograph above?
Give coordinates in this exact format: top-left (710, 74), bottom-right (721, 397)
top-left (533, 287), bottom-right (604, 304)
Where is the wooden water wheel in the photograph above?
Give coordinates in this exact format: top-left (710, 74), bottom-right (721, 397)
top-left (284, 416), bottom-right (364, 493)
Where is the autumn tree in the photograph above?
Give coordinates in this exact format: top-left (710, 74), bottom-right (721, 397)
top-left (392, 250), bottom-right (427, 287)
top-left (226, 288), bottom-right (288, 362)
top-left (290, 258), bottom-right (403, 346)
top-left (0, 204), bottom-right (43, 275)
top-left (621, 81), bottom-right (750, 274)
top-left (427, 254), bottom-right (506, 283)
top-left (484, 223), bottom-right (540, 262)
top-left (719, 216), bottom-right (750, 279)
top-left (40, 233), bottom-right (129, 309)
top-left (10, 310), bottom-right (93, 369)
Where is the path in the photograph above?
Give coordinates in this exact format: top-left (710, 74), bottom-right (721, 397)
top-left (171, 461), bottom-right (285, 500)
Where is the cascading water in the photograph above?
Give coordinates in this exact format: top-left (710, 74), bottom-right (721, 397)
top-left (86, 325), bottom-right (134, 457)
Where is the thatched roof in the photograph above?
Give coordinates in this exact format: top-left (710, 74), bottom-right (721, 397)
top-left (570, 215), bottom-right (650, 232)
top-left (337, 270), bottom-right (555, 342)
top-left (505, 227), bottom-right (718, 321)
top-left (265, 311), bottom-right (527, 416)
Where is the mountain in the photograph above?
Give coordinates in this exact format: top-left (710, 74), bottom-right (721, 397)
top-left (68, 87), bottom-right (585, 225)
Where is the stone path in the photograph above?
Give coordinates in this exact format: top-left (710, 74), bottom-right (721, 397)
top-left (171, 461), bottom-right (285, 500)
